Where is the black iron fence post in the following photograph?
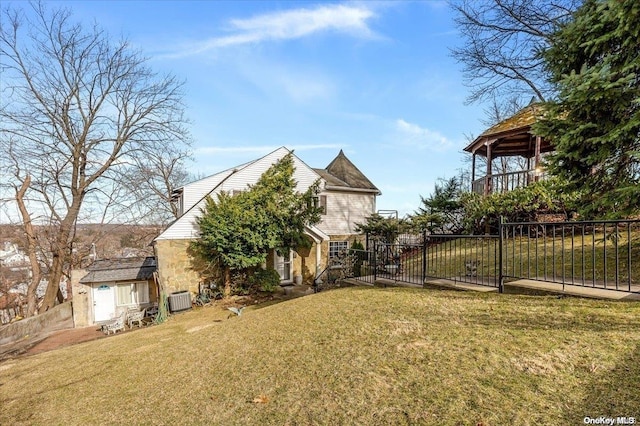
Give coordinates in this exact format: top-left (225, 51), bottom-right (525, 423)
top-left (373, 239), bottom-right (377, 282)
top-left (422, 230), bottom-right (427, 287)
top-left (498, 217), bottom-right (504, 293)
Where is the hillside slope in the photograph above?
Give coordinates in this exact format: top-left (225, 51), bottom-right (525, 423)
top-left (1, 287), bottom-right (639, 425)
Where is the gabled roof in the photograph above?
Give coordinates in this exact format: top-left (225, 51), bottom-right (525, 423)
top-left (79, 257), bottom-right (156, 284)
top-left (317, 150), bottom-right (380, 194)
top-left (155, 147), bottom-right (322, 241)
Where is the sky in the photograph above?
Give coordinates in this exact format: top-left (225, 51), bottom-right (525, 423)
top-left (12, 0), bottom-right (488, 218)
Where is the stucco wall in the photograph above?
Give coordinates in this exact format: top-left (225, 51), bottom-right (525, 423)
top-left (72, 268), bottom-right (160, 326)
top-left (154, 239), bottom-right (202, 296)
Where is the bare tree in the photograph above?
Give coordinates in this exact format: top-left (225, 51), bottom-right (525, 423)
top-left (0, 2), bottom-right (190, 313)
top-left (450, 0), bottom-right (580, 105)
top-left (121, 143), bottom-right (192, 224)
top-left (13, 175), bottom-right (43, 316)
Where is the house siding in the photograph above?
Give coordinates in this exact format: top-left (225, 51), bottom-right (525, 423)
top-left (157, 148), bottom-right (321, 241)
top-left (181, 168), bottom-right (239, 215)
top-left (317, 190), bottom-right (376, 236)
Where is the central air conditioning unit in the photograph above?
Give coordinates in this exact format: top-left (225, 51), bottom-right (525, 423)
top-left (168, 290), bottom-right (192, 313)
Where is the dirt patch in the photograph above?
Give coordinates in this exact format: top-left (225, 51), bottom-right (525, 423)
top-left (0, 325), bottom-right (106, 362)
top-left (26, 327), bottom-right (107, 355)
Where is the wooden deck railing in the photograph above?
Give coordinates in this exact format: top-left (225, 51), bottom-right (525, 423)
top-left (471, 169), bottom-right (546, 195)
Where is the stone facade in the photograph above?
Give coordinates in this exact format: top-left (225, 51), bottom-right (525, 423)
top-left (155, 234), bottom-right (367, 292)
top-left (154, 239), bottom-right (202, 295)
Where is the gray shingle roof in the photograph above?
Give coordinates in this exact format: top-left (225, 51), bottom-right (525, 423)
top-left (320, 150), bottom-right (380, 193)
top-left (79, 257), bottom-right (156, 284)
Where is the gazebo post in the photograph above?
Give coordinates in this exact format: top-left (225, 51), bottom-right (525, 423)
top-left (534, 136), bottom-right (542, 182)
top-left (471, 152), bottom-right (476, 192)
top-left (485, 142), bottom-right (492, 196)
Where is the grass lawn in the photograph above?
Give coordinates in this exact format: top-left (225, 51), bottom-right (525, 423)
top-left (1, 287), bottom-right (639, 425)
top-left (412, 228), bottom-right (639, 289)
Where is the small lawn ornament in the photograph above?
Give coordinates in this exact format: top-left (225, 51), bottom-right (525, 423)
top-left (227, 306), bottom-right (245, 318)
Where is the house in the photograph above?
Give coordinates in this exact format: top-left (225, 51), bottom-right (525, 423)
top-left (71, 257), bottom-right (158, 326)
top-left (153, 147), bottom-right (380, 295)
top-left (0, 242), bottom-right (29, 267)
top-left (464, 104), bottom-right (553, 195)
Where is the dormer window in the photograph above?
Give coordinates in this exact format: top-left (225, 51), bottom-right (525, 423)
top-left (170, 189), bottom-right (184, 217)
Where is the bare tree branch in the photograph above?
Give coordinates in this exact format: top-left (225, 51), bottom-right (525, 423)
top-left (450, 0), bottom-right (580, 105)
top-left (0, 2), bottom-right (192, 312)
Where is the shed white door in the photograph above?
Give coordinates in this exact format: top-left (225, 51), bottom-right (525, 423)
top-left (92, 284), bottom-right (115, 322)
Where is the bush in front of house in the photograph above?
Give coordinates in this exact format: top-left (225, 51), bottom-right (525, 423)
top-left (249, 268), bottom-right (281, 293)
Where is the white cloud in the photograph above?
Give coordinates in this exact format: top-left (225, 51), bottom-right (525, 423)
top-left (394, 119), bottom-right (454, 151)
top-left (163, 4), bottom-right (377, 58)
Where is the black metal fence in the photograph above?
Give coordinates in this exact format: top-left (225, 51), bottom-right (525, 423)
top-left (346, 235), bottom-right (501, 289)
top-left (341, 219), bottom-right (639, 295)
top-left (423, 235), bottom-right (501, 288)
top-left (501, 219), bottom-right (639, 292)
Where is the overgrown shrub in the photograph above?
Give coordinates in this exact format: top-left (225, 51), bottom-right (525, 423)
top-left (248, 268), bottom-right (281, 293)
top-left (461, 178), bottom-right (579, 233)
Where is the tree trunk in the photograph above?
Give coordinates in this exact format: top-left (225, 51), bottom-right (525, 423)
top-left (15, 176), bottom-right (42, 317)
top-left (40, 197), bottom-right (84, 312)
top-left (224, 267), bottom-right (231, 299)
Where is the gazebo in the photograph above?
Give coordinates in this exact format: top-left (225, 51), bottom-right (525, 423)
top-left (464, 104), bottom-right (554, 195)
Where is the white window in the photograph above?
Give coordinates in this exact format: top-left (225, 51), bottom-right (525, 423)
top-left (116, 281), bottom-right (149, 306)
top-left (329, 241), bottom-right (349, 259)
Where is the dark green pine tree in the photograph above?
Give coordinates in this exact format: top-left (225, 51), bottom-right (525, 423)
top-left (535, 0), bottom-right (640, 218)
top-left (412, 177), bottom-right (464, 234)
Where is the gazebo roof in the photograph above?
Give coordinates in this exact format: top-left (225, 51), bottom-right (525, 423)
top-left (463, 104), bottom-right (553, 158)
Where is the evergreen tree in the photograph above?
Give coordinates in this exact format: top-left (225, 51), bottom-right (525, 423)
top-left (412, 177), bottom-right (464, 234)
top-left (535, 0), bottom-right (640, 218)
top-left (354, 214), bottom-right (408, 245)
top-left (190, 154), bottom-right (321, 297)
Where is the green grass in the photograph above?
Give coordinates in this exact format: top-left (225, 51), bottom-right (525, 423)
top-left (1, 287), bottom-right (640, 425)
top-left (416, 230), bottom-right (639, 287)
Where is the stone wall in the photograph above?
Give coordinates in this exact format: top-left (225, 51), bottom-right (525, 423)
top-left (154, 239), bottom-right (202, 296)
top-left (0, 302), bottom-right (73, 346)
top-left (295, 243), bottom-right (317, 285)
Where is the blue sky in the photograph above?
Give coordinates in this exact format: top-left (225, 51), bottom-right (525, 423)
top-left (43, 1), bottom-right (486, 217)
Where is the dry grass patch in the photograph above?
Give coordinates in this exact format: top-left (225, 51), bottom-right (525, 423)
top-left (1, 287), bottom-right (639, 425)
